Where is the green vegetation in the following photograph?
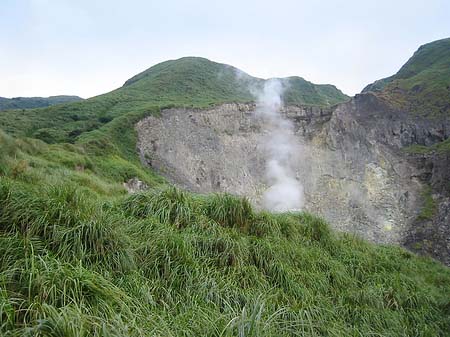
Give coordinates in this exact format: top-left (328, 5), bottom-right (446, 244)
top-left (404, 137), bottom-right (450, 154)
top-left (363, 38), bottom-right (450, 117)
top-left (0, 95), bottom-right (82, 111)
top-left (0, 128), bottom-right (163, 195)
top-left (417, 186), bottom-right (438, 221)
top-left (0, 57), bottom-right (348, 144)
top-left (0, 55), bottom-right (448, 336)
top-left (282, 76), bottom-right (349, 107)
top-left (0, 125), bottom-right (450, 336)
top-left (1, 154), bottom-right (449, 335)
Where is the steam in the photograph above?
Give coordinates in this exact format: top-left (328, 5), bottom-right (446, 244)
top-left (256, 79), bottom-right (304, 212)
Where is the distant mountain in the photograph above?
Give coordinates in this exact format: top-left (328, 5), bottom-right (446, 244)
top-left (0, 57), bottom-right (348, 143)
top-left (0, 95), bottom-right (83, 111)
top-left (363, 37), bottom-right (450, 117)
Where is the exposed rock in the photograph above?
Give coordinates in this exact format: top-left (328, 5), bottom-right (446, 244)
top-left (403, 150), bottom-right (450, 264)
top-left (404, 196), bottom-right (450, 265)
top-left (136, 93), bottom-right (449, 264)
top-left (123, 177), bottom-right (148, 194)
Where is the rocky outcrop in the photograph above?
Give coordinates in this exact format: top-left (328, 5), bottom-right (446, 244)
top-left (123, 177), bottom-right (148, 194)
top-left (347, 94), bottom-right (450, 148)
top-left (136, 92), bottom-right (450, 263)
top-left (403, 151), bottom-right (450, 264)
top-left (337, 94), bottom-right (450, 263)
top-left (136, 92), bottom-right (450, 261)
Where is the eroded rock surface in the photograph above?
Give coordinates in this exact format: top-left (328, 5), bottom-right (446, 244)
top-left (136, 93), bottom-right (450, 255)
top-left (403, 151), bottom-right (450, 265)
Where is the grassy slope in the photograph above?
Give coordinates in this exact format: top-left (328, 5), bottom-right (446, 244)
top-left (0, 95), bottom-right (83, 111)
top-left (1, 132), bottom-right (450, 336)
top-left (0, 57), bottom-right (348, 144)
top-left (281, 76), bottom-right (348, 106)
top-left (0, 55), bottom-right (449, 336)
top-left (363, 38), bottom-right (450, 117)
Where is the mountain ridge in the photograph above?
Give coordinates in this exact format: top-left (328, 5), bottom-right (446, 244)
top-left (0, 95), bottom-right (83, 111)
top-left (120, 56), bottom-right (349, 106)
top-left (362, 37), bottom-right (450, 117)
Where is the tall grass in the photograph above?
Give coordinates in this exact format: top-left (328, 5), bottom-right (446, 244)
top-left (122, 187), bottom-right (195, 228)
top-left (202, 193), bottom-right (254, 229)
top-left (1, 130), bottom-right (450, 336)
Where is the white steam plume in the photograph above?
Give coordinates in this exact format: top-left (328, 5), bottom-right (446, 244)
top-left (256, 79), bottom-right (304, 212)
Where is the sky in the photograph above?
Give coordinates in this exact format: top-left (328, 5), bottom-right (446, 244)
top-left (1, 0), bottom-right (449, 98)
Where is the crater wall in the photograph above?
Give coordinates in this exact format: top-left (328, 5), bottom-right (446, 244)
top-left (136, 98), bottom-right (425, 245)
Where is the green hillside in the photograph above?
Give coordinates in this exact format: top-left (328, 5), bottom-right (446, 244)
top-left (0, 55), bottom-right (449, 336)
top-left (0, 57), bottom-right (348, 144)
top-left (123, 57), bottom-right (348, 107)
top-left (1, 130), bottom-right (449, 336)
top-left (122, 57), bottom-right (256, 103)
top-left (363, 38), bottom-right (450, 117)
top-left (0, 95), bottom-right (83, 111)
top-left (282, 76), bottom-right (348, 106)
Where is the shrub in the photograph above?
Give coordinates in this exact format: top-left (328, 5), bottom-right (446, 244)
top-left (11, 160), bottom-right (28, 178)
top-left (32, 128), bottom-right (67, 144)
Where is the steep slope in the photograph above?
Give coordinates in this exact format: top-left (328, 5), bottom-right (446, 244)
top-left (360, 38), bottom-right (450, 263)
top-left (0, 95), bottom-right (83, 111)
top-left (137, 100), bottom-right (422, 246)
top-left (0, 57), bottom-right (348, 144)
top-left (363, 37), bottom-right (450, 117)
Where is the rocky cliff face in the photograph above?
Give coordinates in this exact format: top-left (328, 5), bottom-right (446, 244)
top-left (343, 93), bottom-right (450, 264)
top-left (136, 93), bottom-right (449, 263)
top-left (403, 151), bottom-right (450, 265)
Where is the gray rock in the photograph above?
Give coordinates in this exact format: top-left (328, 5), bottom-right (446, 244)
top-left (136, 94), bottom-right (450, 264)
top-left (123, 177), bottom-right (148, 194)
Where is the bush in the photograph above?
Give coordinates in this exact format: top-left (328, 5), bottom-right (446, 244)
top-left (33, 128), bottom-right (68, 144)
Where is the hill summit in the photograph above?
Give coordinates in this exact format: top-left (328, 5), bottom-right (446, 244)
top-left (0, 57), bottom-right (349, 144)
top-left (121, 57), bottom-right (349, 106)
top-left (363, 37), bottom-right (450, 116)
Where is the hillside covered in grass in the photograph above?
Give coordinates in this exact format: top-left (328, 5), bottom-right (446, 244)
top-left (0, 57), bottom-right (348, 144)
top-left (363, 38), bottom-right (450, 117)
top-left (0, 95), bottom-right (83, 111)
top-left (1, 52), bottom-right (449, 336)
top-left (1, 129), bottom-right (450, 336)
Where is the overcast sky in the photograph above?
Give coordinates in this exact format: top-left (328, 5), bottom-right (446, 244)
top-left (1, 0), bottom-right (449, 98)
